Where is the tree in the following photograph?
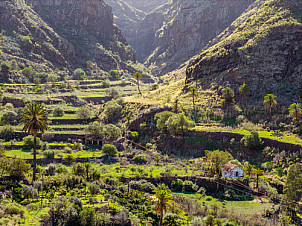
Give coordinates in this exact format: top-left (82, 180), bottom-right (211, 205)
top-left (288, 103), bottom-right (302, 124)
top-left (154, 111), bottom-right (176, 131)
top-left (263, 94), bottom-right (277, 115)
top-left (84, 163), bottom-right (91, 181)
top-left (188, 88), bottom-right (198, 120)
top-left (53, 107), bottom-right (64, 117)
top-left (133, 72), bottom-right (142, 95)
top-left (243, 163), bottom-right (255, 177)
top-left (76, 108), bottom-right (91, 119)
top-left (222, 87), bottom-right (235, 108)
top-left (1, 110), bottom-right (18, 125)
top-left (205, 150), bottom-right (233, 177)
top-left (102, 144), bottom-right (118, 156)
top-left (239, 84), bottom-right (250, 99)
top-left (73, 68), bottom-right (86, 80)
top-left (173, 99), bottom-right (179, 113)
top-left (103, 101), bottom-right (122, 123)
top-left (125, 115), bottom-right (133, 125)
top-left (283, 163), bottom-right (302, 217)
top-left (253, 168), bottom-right (263, 190)
top-left (153, 184), bottom-right (174, 226)
top-left (241, 131), bottom-right (263, 151)
top-left (110, 70), bottom-right (120, 79)
top-left (86, 121), bottom-right (104, 139)
top-left (166, 113), bottom-right (195, 135)
top-left (21, 102), bottom-right (49, 181)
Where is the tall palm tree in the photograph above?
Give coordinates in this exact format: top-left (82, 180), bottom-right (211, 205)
top-left (253, 168), bottom-right (263, 190)
top-left (244, 164), bottom-right (254, 177)
top-left (153, 184), bottom-right (174, 226)
top-left (21, 102), bottom-right (49, 182)
top-left (173, 99), bottom-right (179, 113)
top-left (263, 94), bottom-right (277, 115)
top-left (188, 88), bottom-right (198, 120)
top-left (288, 103), bottom-right (302, 124)
top-left (133, 72), bottom-right (142, 95)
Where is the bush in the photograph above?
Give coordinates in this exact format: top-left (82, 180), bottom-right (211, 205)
top-left (22, 185), bottom-right (38, 200)
top-left (88, 184), bottom-right (100, 195)
top-left (45, 164), bottom-right (57, 176)
top-left (107, 87), bottom-right (120, 99)
top-left (0, 125), bottom-right (15, 141)
top-left (43, 150), bottom-right (55, 159)
top-left (103, 101), bottom-right (122, 122)
top-left (241, 131), bottom-right (263, 150)
top-left (133, 154), bottom-right (147, 164)
top-left (23, 135), bottom-right (41, 148)
top-left (80, 208), bottom-right (97, 226)
top-left (171, 179), bottom-right (183, 192)
top-left (73, 68), bottom-right (86, 80)
top-left (102, 79), bottom-right (110, 88)
top-left (110, 70), bottom-right (120, 79)
top-left (53, 107), bottom-right (64, 117)
top-left (182, 180), bottom-right (198, 193)
top-left (103, 124), bottom-right (122, 138)
top-left (1, 110), bottom-right (18, 125)
top-left (5, 203), bottom-right (25, 216)
top-left (129, 180), bottom-right (155, 193)
top-left (102, 144), bottom-right (118, 156)
top-left (97, 213), bottom-right (112, 226)
top-left (163, 213), bottom-right (182, 226)
top-left (73, 163), bottom-right (86, 177)
top-left (77, 108), bottom-right (91, 119)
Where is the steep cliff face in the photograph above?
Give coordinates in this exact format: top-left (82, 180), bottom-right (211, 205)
top-left (104, 0), bottom-right (145, 53)
top-left (186, 0), bottom-right (302, 103)
top-left (0, 0), bottom-right (139, 79)
top-left (0, 0), bottom-right (72, 72)
top-left (144, 0), bottom-right (255, 76)
top-left (25, 0), bottom-right (136, 71)
top-left (122, 0), bottom-right (169, 13)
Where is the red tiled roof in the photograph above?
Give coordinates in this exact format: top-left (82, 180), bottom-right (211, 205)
top-left (222, 163), bottom-right (241, 172)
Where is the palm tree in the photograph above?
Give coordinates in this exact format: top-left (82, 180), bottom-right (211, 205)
top-left (153, 184), bottom-right (174, 226)
top-left (244, 164), bottom-right (254, 177)
top-left (239, 84), bottom-right (250, 100)
top-left (84, 163), bottom-right (91, 181)
top-left (125, 115), bottom-right (133, 125)
top-left (263, 94), bottom-right (277, 115)
top-left (21, 102), bottom-right (49, 182)
top-left (253, 168), bottom-right (263, 190)
top-left (222, 87), bottom-right (235, 104)
top-left (173, 99), bottom-right (179, 113)
top-left (133, 72), bottom-right (142, 95)
top-left (188, 88), bottom-right (198, 120)
top-left (288, 103), bottom-right (302, 124)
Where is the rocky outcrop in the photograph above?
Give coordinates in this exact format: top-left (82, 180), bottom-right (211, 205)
top-left (0, 0), bottom-right (140, 79)
top-left (144, 0), bottom-right (256, 76)
top-left (25, 0), bottom-right (136, 70)
top-left (186, 0), bottom-right (302, 103)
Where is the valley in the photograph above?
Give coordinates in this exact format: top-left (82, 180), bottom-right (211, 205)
top-left (0, 0), bottom-right (301, 225)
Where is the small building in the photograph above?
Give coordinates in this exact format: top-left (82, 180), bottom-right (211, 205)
top-left (221, 163), bottom-right (244, 179)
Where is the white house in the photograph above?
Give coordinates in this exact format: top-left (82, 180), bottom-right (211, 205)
top-left (221, 163), bottom-right (244, 179)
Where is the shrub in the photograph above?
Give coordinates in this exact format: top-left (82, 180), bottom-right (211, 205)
top-left (45, 164), bottom-right (57, 176)
top-left (43, 150), bottom-right (55, 159)
top-left (102, 79), bottom-right (110, 88)
top-left (163, 213), bottom-right (182, 226)
top-left (171, 179), bottom-right (183, 192)
top-left (1, 110), bottom-right (18, 125)
top-left (103, 124), bottom-right (122, 138)
top-left (77, 108), bottom-right (91, 119)
top-left (103, 101), bottom-right (122, 122)
top-left (129, 180), bottom-right (155, 193)
top-left (22, 185), bottom-right (38, 200)
top-left (102, 144), bottom-right (118, 156)
top-left (110, 70), bottom-right (120, 79)
top-left (53, 107), bottom-right (64, 117)
top-left (106, 87), bottom-right (120, 99)
top-left (182, 180), bottom-right (198, 193)
top-left (73, 163), bottom-right (86, 177)
top-left (80, 208), bottom-right (97, 226)
top-left (23, 135), bottom-right (41, 148)
top-left (97, 213), bottom-right (112, 226)
top-left (73, 68), bottom-right (86, 80)
top-left (5, 203), bottom-right (25, 216)
top-left (241, 131), bottom-right (263, 150)
top-left (88, 184), bottom-right (100, 195)
top-left (133, 154), bottom-right (148, 164)
top-left (0, 125), bottom-right (15, 141)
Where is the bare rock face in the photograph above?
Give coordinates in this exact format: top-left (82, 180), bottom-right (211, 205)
top-left (122, 0), bottom-right (169, 13)
top-left (144, 0), bottom-right (255, 76)
top-left (26, 0), bottom-right (136, 71)
top-left (186, 0), bottom-right (302, 102)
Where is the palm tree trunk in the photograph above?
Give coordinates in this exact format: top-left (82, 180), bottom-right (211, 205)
top-left (137, 80), bottom-right (141, 95)
top-left (33, 133), bottom-right (37, 182)
top-left (160, 209), bottom-right (163, 226)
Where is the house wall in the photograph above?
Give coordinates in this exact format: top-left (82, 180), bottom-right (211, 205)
top-left (223, 166), bottom-right (244, 179)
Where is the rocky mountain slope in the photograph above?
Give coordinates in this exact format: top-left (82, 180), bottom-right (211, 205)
top-left (186, 0), bottom-right (302, 102)
top-left (144, 0), bottom-right (256, 76)
top-left (121, 0), bottom-right (169, 13)
top-left (0, 0), bottom-right (144, 80)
